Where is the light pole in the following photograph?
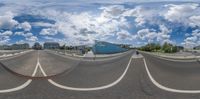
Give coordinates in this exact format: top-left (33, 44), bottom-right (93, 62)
top-left (64, 44), bottom-right (66, 55)
top-left (93, 40), bottom-right (96, 60)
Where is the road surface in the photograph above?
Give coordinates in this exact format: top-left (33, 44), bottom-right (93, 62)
top-left (0, 50), bottom-right (200, 99)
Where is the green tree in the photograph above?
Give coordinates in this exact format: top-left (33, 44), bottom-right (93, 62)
top-left (139, 43), bottom-right (161, 52)
top-left (162, 42), bottom-right (177, 53)
top-left (155, 43), bottom-right (161, 51)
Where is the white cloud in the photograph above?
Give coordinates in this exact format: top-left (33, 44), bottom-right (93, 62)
top-left (164, 3), bottom-right (199, 23)
top-left (1, 0), bottom-right (198, 5)
top-left (43, 36), bottom-right (54, 40)
top-left (183, 29), bottom-right (200, 48)
top-left (33, 4), bottom-right (178, 45)
top-left (19, 22), bottom-right (32, 31)
top-left (0, 31), bottom-right (13, 45)
top-left (116, 30), bottom-right (134, 40)
top-left (0, 31), bottom-right (13, 36)
top-left (16, 40), bottom-right (25, 44)
top-left (137, 28), bottom-right (157, 41)
top-left (40, 28), bottom-right (58, 35)
top-left (23, 32), bottom-right (33, 37)
top-left (26, 36), bottom-right (38, 42)
top-left (0, 11), bottom-right (18, 30)
top-left (157, 25), bottom-right (171, 43)
top-left (31, 22), bottom-right (54, 27)
top-left (189, 15), bottom-right (200, 27)
top-left (124, 6), bottom-right (158, 26)
top-left (33, 5), bottom-right (130, 45)
top-left (185, 33), bottom-right (190, 37)
top-left (15, 32), bottom-right (24, 35)
top-left (0, 36), bottom-right (10, 45)
top-left (15, 31), bottom-right (37, 42)
top-left (135, 25), bottom-right (172, 44)
top-left (15, 32), bottom-right (33, 37)
top-left (99, 5), bottom-right (125, 19)
top-left (1, 2), bottom-right (200, 46)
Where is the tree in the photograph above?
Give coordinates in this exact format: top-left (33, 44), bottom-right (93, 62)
top-left (139, 42), bottom-right (177, 53)
top-left (139, 43), bottom-right (161, 52)
top-left (155, 43), bottom-right (161, 51)
top-left (162, 42), bottom-right (177, 53)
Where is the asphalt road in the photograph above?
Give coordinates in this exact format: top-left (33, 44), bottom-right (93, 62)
top-left (142, 52), bottom-right (200, 90)
top-left (0, 50), bottom-right (38, 76)
top-left (1, 50), bottom-right (200, 98)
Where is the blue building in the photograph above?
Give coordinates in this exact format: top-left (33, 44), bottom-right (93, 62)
top-left (92, 41), bottom-right (128, 54)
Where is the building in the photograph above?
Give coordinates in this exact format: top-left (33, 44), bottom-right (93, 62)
top-left (176, 46), bottom-right (184, 51)
top-left (33, 42), bottom-right (42, 50)
top-left (92, 41), bottom-right (128, 54)
top-left (0, 45), bottom-right (12, 50)
top-left (12, 43), bottom-right (29, 50)
top-left (0, 43), bottom-right (29, 50)
top-left (194, 45), bottom-right (200, 50)
top-left (43, 42), bottom-right (60, 49)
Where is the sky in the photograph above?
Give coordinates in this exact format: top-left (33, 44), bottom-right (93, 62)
top-left (0, 0), bottom-right (200, 48)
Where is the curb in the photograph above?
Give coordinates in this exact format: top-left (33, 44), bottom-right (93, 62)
top-left (139, 51), bottom-right (200, 61)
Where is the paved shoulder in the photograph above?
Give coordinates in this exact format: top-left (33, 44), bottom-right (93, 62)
top-left (0, 63), bottom-right (28, 90)
top-left (38, 50), bottom-right (81, 76)
top-left (0, 51), bottom-right (38, 76)
top-left (142, 53), bottom-right (200, 90)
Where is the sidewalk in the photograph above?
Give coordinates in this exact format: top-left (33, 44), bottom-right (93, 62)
top-left (140, 51), bottom-right (200, 60)
top-left (0, 50), bottom-right (32, 58)
top-left (84, 50), bottom-right (130, 58)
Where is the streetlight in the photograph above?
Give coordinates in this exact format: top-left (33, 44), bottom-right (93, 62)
top-left (93, 40), bottom-right (97, 60)
top-left (64, 43), bottom-right (66, 55)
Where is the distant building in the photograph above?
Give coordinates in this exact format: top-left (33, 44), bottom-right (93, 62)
top-left (92, 41), bottom-right (128, 54)
top-left (0, 45), bottom-right (2, 50)
top-left (176, 46), bottom-right (184, 51)
top-left (0, 45), bottom-right (12, 50)
top-left (194, 45), bottom-right (200, 50)
top-left (43, 42), bottom-right (60, 49)
top-left (12, 43), bottom-right (29, 50)
top-left (33, 42), bottom-right (42, 50)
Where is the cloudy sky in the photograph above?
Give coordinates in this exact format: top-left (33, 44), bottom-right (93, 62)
top-left (0, 0), bottom-right (200, 48)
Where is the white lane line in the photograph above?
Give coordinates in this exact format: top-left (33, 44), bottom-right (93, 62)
top-left (0, 50), bottom-right (33, 61)
top-left (38, 55), bottom-right (133, 91)
top-left (0, 51), bottom-right (39, 93)
top-left (143, 58), bottom-right (200, 93)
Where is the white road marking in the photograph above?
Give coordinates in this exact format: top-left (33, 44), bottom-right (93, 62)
top-left (143, 58), bottom-right (200, 93)
top-left (0, 50), bottom-right (33, 61)
top-left (0, 51), bottom-right (39, 93)
top-left (37, 53), bottom-right (133, 91)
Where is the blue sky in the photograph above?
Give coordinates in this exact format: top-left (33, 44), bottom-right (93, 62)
top-left (0, 0), bottom-right (200, 48)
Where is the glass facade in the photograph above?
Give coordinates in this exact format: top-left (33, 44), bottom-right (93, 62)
top-left (92, 41), bottom-right (128, 54)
